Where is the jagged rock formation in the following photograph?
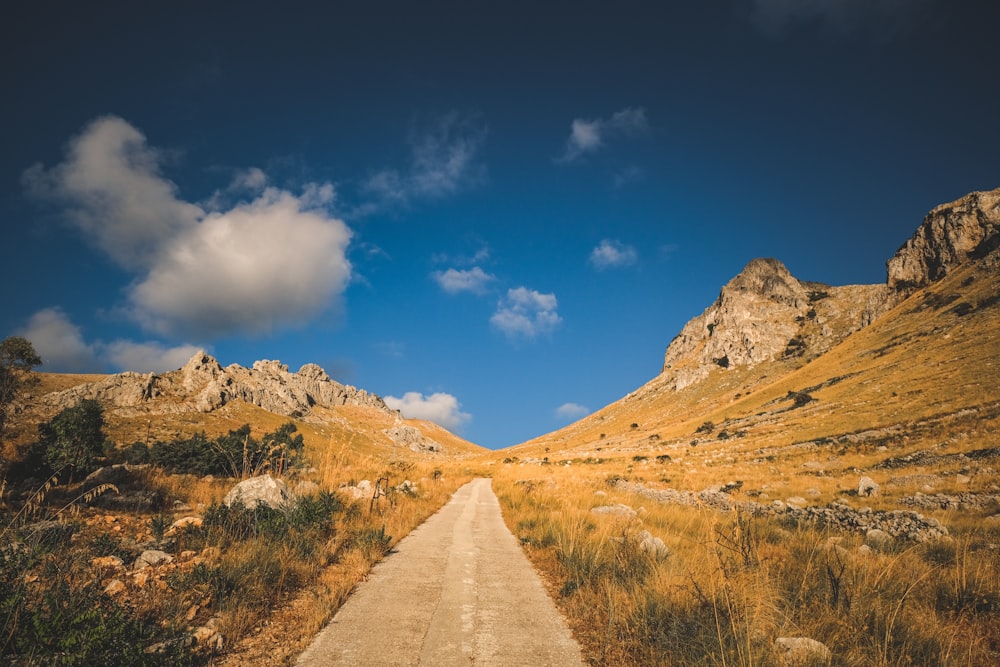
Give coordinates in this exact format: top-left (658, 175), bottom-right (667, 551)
top-left (887, 187), bottom-right (1000, 290)
top-left (382, 425), bottom-right (442, 453)
top-left (33, 351), bottom-right (390, 420)
top-left (661, 258), bottom-right (892, 390)
top-left (660, 186), bottom-right (1000, 392)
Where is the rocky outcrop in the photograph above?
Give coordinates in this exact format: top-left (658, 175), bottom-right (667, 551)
top-left (887, 187), bottom-right (1000, 290)
top-left (34, 351), bottom-right (391, 420)
top-left (383, 424), bottom-right (442, 453)
top-left (658, 187), bottom-right (1000, 393)
top-left (661, 258), bottom-right (890, 390)
top-left (223, 475), bottom-right (294, 510)
top-left (615, 480), bottom-right (949, 542)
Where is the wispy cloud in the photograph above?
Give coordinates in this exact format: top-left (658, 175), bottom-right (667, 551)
top-left (558, 107), bottom-right (649, 162)
top-left (384, 391), bottom-right (471, 432)
top-left (432, 266), bottom-right (496, 295)
top-left (490, 287), bottom-right (562, 340)
top-left (555, 402), bottom-right (590, 421)
top-left (589, 239), bottom-right (638, 270)
top-left (373, 341), bottom-right (405, 358)
top-left (365, 111), bottom-right (487, 207)
top-left (747, 0), bottom-right (929, 35)
top-left (24, 116), bottom-right (353, 340)
top-left (15, 307), bottom-right (199, 373)
top-left (613, 165), bottom-right (645, 189)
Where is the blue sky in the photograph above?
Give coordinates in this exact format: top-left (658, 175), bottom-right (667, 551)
top-left (3, 1), bottom-right (999, 448)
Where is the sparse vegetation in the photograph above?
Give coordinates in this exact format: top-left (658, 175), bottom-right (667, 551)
top-left (1, 422), bottom-right (473, 664)
top-left (494, 467), bottom-right (1000, 666)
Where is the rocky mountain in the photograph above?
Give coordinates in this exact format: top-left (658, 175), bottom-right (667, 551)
top-left (31, 351), bottom-right (389, 419)
top-left (887, 187), bottom-right (1000, 290)
top-left (8, 351), bottom-right (479, 457)
top-left (511, 185), bottom-right (1000, 457)
top-left (660, 258), bottom-right (893, 391)
top-left (659, 186), bottom-right (1000, 393)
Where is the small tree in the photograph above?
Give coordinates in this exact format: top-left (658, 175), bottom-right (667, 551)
top-left (38, 399), bottom-right (108, 482)
top-left (0, 336), bottom-right (42, 458)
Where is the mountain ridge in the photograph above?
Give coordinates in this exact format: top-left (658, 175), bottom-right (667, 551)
top-left (511, 185), bottom-right (1000, 456)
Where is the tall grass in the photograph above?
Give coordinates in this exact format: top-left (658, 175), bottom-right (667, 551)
top-left (494, 465), bottom-right (1000, 666)
top-left (1, 430), bottom-right (474, 665)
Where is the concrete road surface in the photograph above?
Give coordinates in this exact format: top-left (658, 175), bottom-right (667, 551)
top-left (296, 478), bottom-right (586, 666)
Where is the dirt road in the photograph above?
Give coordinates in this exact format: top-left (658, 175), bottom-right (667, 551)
top-left (295, 478), bottom-right (586, 666)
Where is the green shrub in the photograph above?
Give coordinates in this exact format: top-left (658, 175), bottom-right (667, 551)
top-left (37, 399), bottom-right (108, 482)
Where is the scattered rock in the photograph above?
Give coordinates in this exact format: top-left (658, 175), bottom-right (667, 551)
top-left (384, 424), bottom-right (442, 453)
top-left (223, 474), bottom-right (294, 510)
top-left (134, 549), bottom-right (174, 570)
top-left (786, 497), bottom-right (807, 508)
top-left (339, 479), bottom-right (373, 501)
top-left (864, 529), bottom-right (892, 552)
top-left (103, 579), bottom-right (126, 596)
top-left (166, 516), bottom-right (203, 535)
top-left (637, 530), bottom-right (670, 559)
top-left (614, 479), bottom-right (950, 542)
top-left (591, 504), bottom-right (638, 518)
top-left (774, 636), bottom-right (832, 666)
top-left (858, 477), bottom-right (880, 497)
top-left (396, 480), bottom-right (418, 496)
top-left (91, 555), bottom-right (125, 571)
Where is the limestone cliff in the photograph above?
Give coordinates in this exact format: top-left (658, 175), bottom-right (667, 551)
top-left (660, 186), bottom-right (1000, 393)
top-left (887, 187), bottom-right (1000, 290)
top-left (661, 259), bottom-right (891, 390)
top-left (34, 351), bottom-right (390, 419)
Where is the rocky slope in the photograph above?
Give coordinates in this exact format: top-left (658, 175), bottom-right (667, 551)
top-left (10, 351), bottom-right (473, 456)
top-left (660, 258), bottom-right (893, 391)
top-left (30, 351), bottom-right (389, 419)
top-left (887, 187), bottom-right (1000, 289)
top-left (511, 185), bottom-right (1000, 458)
top-left (659, 186), bottom-right (1000, 393)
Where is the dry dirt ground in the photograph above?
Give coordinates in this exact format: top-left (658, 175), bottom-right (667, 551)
top-left (295, 478), bottom-right (585, 666)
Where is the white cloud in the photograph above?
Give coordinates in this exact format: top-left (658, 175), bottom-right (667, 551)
top-left (15, 308), bottom-right (199, 374)
top-left (490, 287), bottom-right (562, 340)
top-left (24, 116), bottom-right (353, 340)
top-left (589, 239), bottom-right (638, 270)
top-left (559, 107), bottom-right (649, 162)
top-left (432, 266), bottom-right (496, 294)
top-left (130, 188), bottom-right (352, 337)
top-left (22, 116), bottom-right (203, 271)
top-left (555, 402), bottom-right (590, 421)
top-left (16, 308), bottom-right (101, 373)
top-left (365, 111), bottom-right (487, 206)
top-left (230, 167), bottom-right (268, 192)
top-left (384, 391), bottom-right (471, 432)
top-left (102, 340), bottom-right (202, 373)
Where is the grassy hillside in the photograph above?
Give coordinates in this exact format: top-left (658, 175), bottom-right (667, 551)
top-left (487, 260), bottom-right (1000, 665)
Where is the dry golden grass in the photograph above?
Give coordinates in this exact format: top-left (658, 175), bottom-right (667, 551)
top-left (480, 261), bottom-right (1000, 665)
top-left (493, 463), bottom-right (1000, 666)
